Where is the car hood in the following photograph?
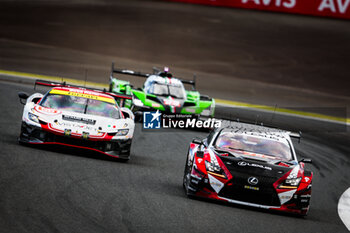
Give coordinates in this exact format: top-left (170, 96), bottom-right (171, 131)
top-left (218, 155), bottom-right (294, 180)
top-left (152, 96), bottom-right (186, 113)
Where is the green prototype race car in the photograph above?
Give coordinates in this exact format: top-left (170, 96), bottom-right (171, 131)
top-left (109, 63), bottom-right (215, 118)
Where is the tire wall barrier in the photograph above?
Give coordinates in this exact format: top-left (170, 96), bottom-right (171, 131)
top-left (168, 0), bottom-right (350, 20)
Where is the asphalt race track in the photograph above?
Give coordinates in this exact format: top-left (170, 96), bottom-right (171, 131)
top-left (0, 79), bottom-right (349, 233)
top-left (0, 0), bottom-right (350, 232)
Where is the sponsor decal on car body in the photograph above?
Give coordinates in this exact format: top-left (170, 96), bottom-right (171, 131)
top-left (50, 88), bottom-right (116, 104)
top-left (237, 161), bottom-right (272, 170)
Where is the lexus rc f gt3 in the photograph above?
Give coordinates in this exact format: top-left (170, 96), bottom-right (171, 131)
top-left (183, 122), bottom-right (313, 216)
top-left (18, 80), bottom-right (135, 160)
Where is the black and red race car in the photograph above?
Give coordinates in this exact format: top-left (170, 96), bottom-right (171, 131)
top-left (183, 122), bottom-right (313, 216)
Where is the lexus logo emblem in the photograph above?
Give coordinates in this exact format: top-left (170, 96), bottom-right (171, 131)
top-left (238, 161), bottom-right (247, 166)
top-left (248, 177), bottom-right (259, 185)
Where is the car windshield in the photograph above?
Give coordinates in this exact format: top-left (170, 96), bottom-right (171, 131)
top-left (215, 131), bottom-right (292, 161)
top-left (40, 94), bottom-right (120, 119)
top-left (151, 83), bottom-right (185, 99)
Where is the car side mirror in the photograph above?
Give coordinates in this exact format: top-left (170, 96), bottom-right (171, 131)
top-left (192, 139), bottom-right (204, 158)
top-left (192, 139), bottom-right (202, 145)
top-left (18, 92), bottom-right (29, 105)
top-left (299, 158), bottom-right (312, 164)
top-left (120, 107), bottom-right (134, 120)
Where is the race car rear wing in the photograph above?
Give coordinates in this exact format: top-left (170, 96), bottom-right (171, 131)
top-left (110, 62), bottom-right (197, 90)
top-left (289, 131), bottom-right (302, 143)
top-left (180, 76), bottom-right (196, 91)
top-left (34, 79), bottom-right (132, 106)
top-left (111, 62), bottom-right (150, 79)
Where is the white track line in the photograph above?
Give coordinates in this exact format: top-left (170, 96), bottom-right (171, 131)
top-left (338, 187), bottom-right (350, 231)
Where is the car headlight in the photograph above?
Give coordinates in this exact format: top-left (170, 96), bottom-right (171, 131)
top-left (133, 98), bottom-right (144, 107)
top-left (28, 112), bottom-right (39, 123)
top-left (278, 166), bottom-right (301, 189)
top-left (116, 129), bottom-right (129, 136)
top-left (284, 177), bottom-right (302, 186)
top-left (201, 103), bottom-right (214, 117)
top-left (205, 155), bottom-right (226, 179)
top-left (201, 109), bottom-right (210, 116)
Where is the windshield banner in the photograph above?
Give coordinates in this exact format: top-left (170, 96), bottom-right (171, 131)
top-left (168, 0), bottom-right (350, 20)
top-left (50, 88), bottom-right (116, 104)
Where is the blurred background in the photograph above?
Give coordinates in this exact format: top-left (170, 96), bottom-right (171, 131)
top-left (0, 0), bottom-right (349, 115)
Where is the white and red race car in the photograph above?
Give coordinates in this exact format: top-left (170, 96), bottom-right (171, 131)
top-left (18, 80), bottom-right (135, 161)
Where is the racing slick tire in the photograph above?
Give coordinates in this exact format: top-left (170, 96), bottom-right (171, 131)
top-left (183, 151), bottom-right (194, 197)
top-left (116, 139), bottom-right (132, 162)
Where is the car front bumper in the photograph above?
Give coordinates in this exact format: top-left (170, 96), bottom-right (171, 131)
top-left (19, 122), bottom-right (132, 159)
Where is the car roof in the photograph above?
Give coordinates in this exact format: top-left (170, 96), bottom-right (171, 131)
top-left (218, 121), bottom-right (292, 142)
top-left (147, 75), bottom-right (183, 86)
